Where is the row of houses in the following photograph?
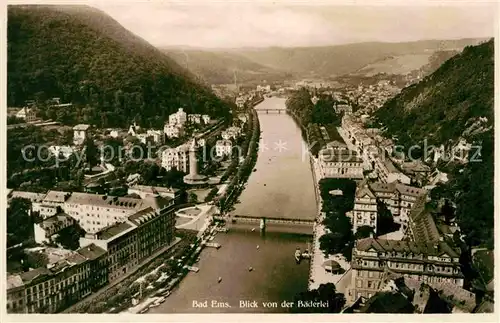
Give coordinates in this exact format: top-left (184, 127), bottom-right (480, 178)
top-left (347, 194), bottom-right (465, 304)
top-left (161, 124), bottom-right (242, 171)
top-left (7, 190), bottom-right (175, 313)
top-left (7, 198), bottom-right (177, 313)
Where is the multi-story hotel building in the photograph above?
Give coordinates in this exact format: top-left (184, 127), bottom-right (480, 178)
top-left (369, 182), bottom-right (427, 227)
top-left (168, 108), bottom-right (187, 126)
top-left (63, 193), bottom-right (169, 234)
top-left (348, 181), bottom-right (378, 233)
top-left (318, 141), bottom-right (364, 179)
top-left (161, 144), bottom-right (190, 172)
top-left (348, 238), bottom-right (464, 303)
top-left (80, 198), bottom-right (176, 281)
top-left (215, 139), bottom-right (233, 158)
top-left (7, 243), bottom-right (107, 313)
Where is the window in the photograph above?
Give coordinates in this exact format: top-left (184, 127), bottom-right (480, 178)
top-left (357, 279), bottom-right (362, 288)
top-left (367, 281), bottom-right (372, 288)
top-left (368, 271), bottom-right (373, 278)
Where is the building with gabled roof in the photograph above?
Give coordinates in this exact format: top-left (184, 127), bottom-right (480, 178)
top-left (79, 202), bottom-right (176, 282)
top-left (348, 237), bottom-right (464, 304)
top-left (6, 243), bottom-right (107, 313)
top-left (347, 180), bottom-right (378, 233)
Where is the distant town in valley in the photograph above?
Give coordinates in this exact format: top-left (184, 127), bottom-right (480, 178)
top-left (5, 4), bottom-right (495, 316)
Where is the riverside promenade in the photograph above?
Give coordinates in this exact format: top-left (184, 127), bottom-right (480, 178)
top-left (308, 155), bottom-right (351, 292)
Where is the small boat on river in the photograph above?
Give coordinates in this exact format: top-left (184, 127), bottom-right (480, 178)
top-left (295, 248), bottom-right (302, 263)
top-left (218, 277), bottom-right (222, 283)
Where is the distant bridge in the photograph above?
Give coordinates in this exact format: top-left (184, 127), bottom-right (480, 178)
top-left (215, 214), bottom-right (315, 225)
top-left (254, 108), bottom-right (287, 114)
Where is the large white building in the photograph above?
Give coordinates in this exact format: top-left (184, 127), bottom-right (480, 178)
top-left (348, 181), bottom-right (427, 232)
top-left (161, 144), bottom-right (190, 172)
top-left (168, 108), bottom-right (187, 126)
top-left (63, 193), bottom-right (170, 234)
top-left (348, 181), bottom-right (378, 233)
top-left (164, 124), bottom-right (184, 139)
top-left (137, 130), bottom-right (165, 145)
top-left (215, 140), bottom-right (233, 158)
top-left (318, 141), bottom-right (364, 179)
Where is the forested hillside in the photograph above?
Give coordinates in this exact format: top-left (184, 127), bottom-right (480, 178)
top-left (375, 39), bottom-right (494, 248)
top-left (230, 38), bottom-right (485, 77)
top-left (163, 49), bottom-right (291, 85)
top-left (7, 5), bottom-right (231, 128)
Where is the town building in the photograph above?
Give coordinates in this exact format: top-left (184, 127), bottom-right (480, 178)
top-left (188, 114), bottom-right (202, 124)
top-left (73, 124), bottom-right (90, 146)
top-left (79, 202), bottom-right (176, 282)
top-left (361, 182), bottom-right (426, 228)
top-left (348, 181), bottom-right (378, 233)
top-left (48, 97), bottom-right (73, 109)
top-left (335, 104), bottom-right (353, 115)
top-left (63, 193), bottom-right (154, 233)
top-left (34, 213), bottom-right (76, 244)
top-left (6, 243), bottom-right (107, 313)
top-left (221, 126), bottom-right (242, 140)
top-left (127, 184), bottom-right (181, 202)
top-left (348, 238), bottom-right (464, 304)
top-left (137, 129), bottom-right (165, 145)
top-left (318, 142), bottom-right (364, 179)
top-left (168, 108), bottom-right (187, 126)
top-left (164, 124), bottom-right (184, 139)
top-left (161, 144), bottom-right (190, 172)
top-left (7, 191), bottom-right (47, 215)
top-left (127, 122), bottom-right (141, 137)
top-left (38, 190), bottom-right (71, 218)
top-left (16, 107), bottom-right (36, 122)
top-left (215, 139), bottom-right (233, 158)
top-left (202, 114), bottom-right (211, 124)
top-left (235, 97), bottom-right (246, 108)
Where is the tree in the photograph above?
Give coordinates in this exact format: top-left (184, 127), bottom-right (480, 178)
top-left (355, 225), bottom-right (374, 240)
top-left (291, 283), bottom-right (346, 313)
top-left (54, 224), bottom-right (84, 250)
top-left (7, 198), bottom-right (33, 246)
top-left (84, 137), bottom-right (99, 168)
top-left (319, 212), bottom-right (353, 257)
top-left (188, 192), bottom-right (198, 203)
top-left (441, 199), bottom-right (455, 225)
top-left (376, 200), bottom-right (399, 236)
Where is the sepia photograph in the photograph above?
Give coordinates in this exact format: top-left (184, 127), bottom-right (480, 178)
top-left (3, 0), bottom-right (497, 318)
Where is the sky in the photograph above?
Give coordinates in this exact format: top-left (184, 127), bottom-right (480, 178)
top-left (90, 0), bottom-right (497, 48)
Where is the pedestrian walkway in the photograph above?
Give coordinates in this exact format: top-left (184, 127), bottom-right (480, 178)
top-left (308, 157), bottom-right (351, 291)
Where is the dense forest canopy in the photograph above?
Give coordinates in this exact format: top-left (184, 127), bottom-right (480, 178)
top-left (7, 5), bottom-right (232, 128)
top-left (375, 39), bottom-right (494, 248)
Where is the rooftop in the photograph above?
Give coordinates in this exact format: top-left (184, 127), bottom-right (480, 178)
top-left (355, 237), bottom-right (459, 259)
top-left (38, 213), bottom-right (74, 230)
top-left (9, 191), bottom-right (46, 202)
top-left (128, 207), bottom-right (157, 226)
top-left (94, 221), bottom-right (134, 241)
top-left (76, 243), bottom-right (107, 260)
top-left (73, 124), bottom-right (90, 131)
top-left (43, 190), bottom-right (71, 203)
top-left (408, 196), bottom-right (441, 244)
top-left (66, 192), bottom-right (147, 210)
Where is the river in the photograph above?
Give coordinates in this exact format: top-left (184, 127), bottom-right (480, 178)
top-left (150, 97), bottom-right (318, 313)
